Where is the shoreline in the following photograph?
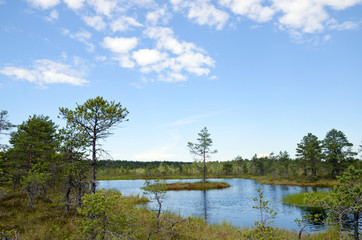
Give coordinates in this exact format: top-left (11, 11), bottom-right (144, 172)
top-left (98, 175), bottom-right (339, 188)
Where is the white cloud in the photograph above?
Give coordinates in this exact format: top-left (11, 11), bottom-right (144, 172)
top-left (45, 10), bottom-right (59, 22)
top-left (145, 27), bottom-right (196, 54)
top-left (63, 0), bottom-right (85, 10)
top-left (271, 0), bottom-right (362, 34)
top-left (87, 0), bottom-right (117, 17)
top-left (140, 26), bottom-right (214, 82)
top-left (83, 15), bottom-right (107, 31)
top-left (26, 0), bottom-right (60, 9)
top-left (171, 0), bottom-right (229, 30)
top-left (110, 16), bottom-right (143, 32)
top-left (329, 21), bottom-right (360, 31)
top-left (0, 59), bottom-right (88, 86)
top-left (73, 31), bottom-right (94, 52)
top-left (220, 0), bottom-right (275, 22)
top-left (272, 0), bottom-right (328, 33)
top-left (102, 37), bottom-right (138, 68)
top-left (146, 5), bottom-right (171, 25)
top-left (102, 37), bottom-right (138, 54)
top-left (219, 0), bottom-right (362, 35)
top-left (62, 29), bottom-right (95, 52)
top-left (132, 49), bottom-right (166, 66)
top-left (0, 0), bottom-right (6, 5)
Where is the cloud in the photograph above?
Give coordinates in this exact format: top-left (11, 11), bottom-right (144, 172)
top-left (220, 0), bottom-right (275, 22)
top-left (62, 29), bottom-right (95, 52)
top-left (102, 37), bottom-right (138, 68)
top-left (132, 49), bottom-right (167, 66)
top-left (63, 0), bottom-right (85, 10)
top-left (0, 0), bottom-right (6, 5)
top-left (110, 16), bottom-right (143, 32)
top-left (45, 9), bottom-right (59, 22)
top-left (0, 59), bottom-right (88, 86)
top-left (146, 5), bottom-right (171, 25)
top-left (133, 26), bottom-right (215, 82)
top-left (328, 20), bottom-right (360, 31)
top-left (102, 36), bottom-right (138, 54)
top-left (171, 0), bottom-right (229, 30)
top-left (25, 0), bottom-right (60, 9)
top-left (83, 15), bottom-right (107, 31)
top-left (87, 0), bottom-right (117, 17)
top-left (272, 0), bottom-right (362, 34)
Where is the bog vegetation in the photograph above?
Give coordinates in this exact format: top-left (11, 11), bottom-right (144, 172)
top-left (0, 98), bottom-right (361, 239)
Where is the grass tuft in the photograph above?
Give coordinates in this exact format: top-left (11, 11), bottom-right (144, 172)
top-left (165, 181), bottom-right (230, 191)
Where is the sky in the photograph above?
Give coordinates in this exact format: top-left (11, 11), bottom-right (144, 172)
top-left (0, 0), bottom-right (362, 162)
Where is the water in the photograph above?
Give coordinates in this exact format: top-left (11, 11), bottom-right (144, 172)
top-left (98, 178), bottom-right (327, 232)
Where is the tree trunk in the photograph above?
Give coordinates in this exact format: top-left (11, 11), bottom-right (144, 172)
top-left (77, 184), bottom-right (82, 208)
top-left (339, 213), bottom-right (344, 240)
top-left (91, 133), bottom-right (96, 194)
top-left (311, 168), bottom-right (317, 181)
top-left (29, 151), bottom-right (32, 171)
top-left (354, 211), bottom-right (359, 240)
top-left (203, 149), bottom-right (206, 183)
top-left (65, 175), bottom-right (72, 212)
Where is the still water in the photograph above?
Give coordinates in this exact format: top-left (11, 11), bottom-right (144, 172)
top-left (98, 178), bottom-right (326, 232)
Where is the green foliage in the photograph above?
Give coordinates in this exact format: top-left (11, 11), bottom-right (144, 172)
top-left (323, 129), bottom-right (357, 178)
top-left (0, 110), bottom-right (13, 136)
top-left (143, 179), bottom-right (167, 229)
top-left (9, 114), bottom-right (58, 172)
top-left (77, 189), bottom-right (136, 240)
top-left (295, 213), bottom-right (322, 240)
top-left (0, 187), bottom-right (10, 204)
top-left (0, 223), bottom-right (18, 240)
top-left (296, 133), bottom-right (323, 180)
top-left (306, 166), bottom-right (361, 240)
top-left (59, 96), bottom-right (129, 193)
top-left (188, 127), bottom-right (217, 183)
top-left (21, 170), bottom-right (50, 208)
top-left (243, 186), bottom-right (284, 240)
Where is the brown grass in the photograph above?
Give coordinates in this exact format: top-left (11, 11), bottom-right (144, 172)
top-left (165, 181), bottom-right (230, 191)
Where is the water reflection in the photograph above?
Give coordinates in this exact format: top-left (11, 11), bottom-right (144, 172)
top-left (202, 190), bottom-right (208, 221)
top-left (98, 178), bottom-right (329, 232)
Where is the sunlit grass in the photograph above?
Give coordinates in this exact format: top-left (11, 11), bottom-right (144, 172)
top-left (282, 191), bottom-right (329, 206)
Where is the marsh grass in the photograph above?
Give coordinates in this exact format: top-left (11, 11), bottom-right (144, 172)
top-left (282, 191), bottom-right (329, 207)
top-left (164, 181), bottom-right (230, 191)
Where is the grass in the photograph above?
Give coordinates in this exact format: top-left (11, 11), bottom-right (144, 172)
top-left (247, 175), bottom-right (340, 188)
top-left (282, 191), bottom-right (330, 207)
top-left (0, 189), bottom-right (352, 240)
top-left (165, 181), bottom-right (230, 191)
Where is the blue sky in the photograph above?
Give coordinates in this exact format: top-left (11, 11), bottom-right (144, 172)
top-left (1, 0), bottom-right (362, 161)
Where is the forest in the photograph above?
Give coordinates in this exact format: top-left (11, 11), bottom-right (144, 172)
top-left (0, 97), bottom-right (361, 240)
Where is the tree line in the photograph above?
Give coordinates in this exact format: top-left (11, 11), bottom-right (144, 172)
top-left (95, 127), bottom-right (361, 181)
